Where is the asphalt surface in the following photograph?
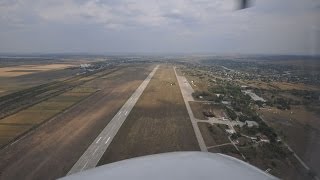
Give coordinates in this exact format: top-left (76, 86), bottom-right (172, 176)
top-left (67, 65), bottom-right (159, 175)
top-left (173, 67), bottom-right (207, 152)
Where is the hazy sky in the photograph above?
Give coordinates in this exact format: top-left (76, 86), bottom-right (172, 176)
top-left (0, 0), bottom-right (319, 55)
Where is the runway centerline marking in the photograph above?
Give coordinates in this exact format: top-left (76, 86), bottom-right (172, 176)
top-left (92, 147), bottom-right (99, 155)
top-left (81, 162), bottom-right (88, 171)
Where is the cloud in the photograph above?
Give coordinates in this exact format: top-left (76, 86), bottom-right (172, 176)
top-left (0, 0), bottom-right (233, 28)
top-left (0, 0), bottom-right (319, 54)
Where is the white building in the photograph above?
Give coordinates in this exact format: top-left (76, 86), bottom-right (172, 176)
top-left (245, 121), bottom-right (259, 128)
top-left (242, 90), bottom-right (266, 102)
top-left (225, 129), bottom-right (236, 134)
top-left (80, 64), bottom-right (91, 68)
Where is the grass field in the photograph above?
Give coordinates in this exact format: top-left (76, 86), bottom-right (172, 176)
top-left (0, 85), bottom-right (96, 147)
top-left (198, 122), bottom-right (230, 146)
top-left (0, 64), bottom-right (119, 120)
top-left (237, 143), bottom-right (312, 180)
top-left (0, 125), bottom-right (32, 146)
top-left (259, 106), bottom-right (320, 176)
top-left (98, 65), bottom-right (199, 165)
top-left (245, 80), bottom-right (320, 91)
top-left (0, 64), bottom-right (154, 180)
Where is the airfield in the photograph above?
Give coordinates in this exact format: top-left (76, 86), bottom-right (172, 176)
top-left (0, 59), bottom-right (202, 180)
top-left (0, 61), bottom-right (158, 179)
top-left (0, 57), bottom-right (318, 180)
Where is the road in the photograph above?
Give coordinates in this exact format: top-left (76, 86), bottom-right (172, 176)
top-left (173, 67), bottom-right (207, 152)
top-left (67, 65), bottom-right (159, 175)
top-left (197, 118), bottom-right (244, 127)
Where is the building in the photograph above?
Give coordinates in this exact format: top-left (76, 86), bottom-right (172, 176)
top-left (245, 121), bottom-right (259, 128)
top-left (80, 64), bottom-right (91, 68)
top-left (259, 135), bottom-right (270, 143)
top-left (222, 101), bottom-right (230, 105)
top-left (242, 90), bottom-right (266, 102)
top-left (225, 128), bottom-right (236, 134)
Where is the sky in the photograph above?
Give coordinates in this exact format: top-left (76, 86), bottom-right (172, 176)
top-left (0, 0), bottom-right (319, 55)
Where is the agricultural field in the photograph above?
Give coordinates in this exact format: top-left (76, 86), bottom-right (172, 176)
top-left (98, 65), bottom-right (199, 165)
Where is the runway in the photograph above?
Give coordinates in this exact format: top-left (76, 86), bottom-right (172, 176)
top-left (67, 65), bottom-right (159, 175)
top-left (173, 67), bottom-right (207, 152)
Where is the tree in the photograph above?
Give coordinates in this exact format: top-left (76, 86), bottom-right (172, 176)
top-left (225, 107), bottom-right (237, 120)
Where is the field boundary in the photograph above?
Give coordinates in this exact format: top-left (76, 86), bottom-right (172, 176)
top-left (0, 90), bottom-right (99, 150)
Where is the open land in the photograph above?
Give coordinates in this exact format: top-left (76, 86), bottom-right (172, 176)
top-left (198, 122), bottom-right (230, 147)
top-left (259, 106), bottom-right (320, 176)
top-left (0, 85), bottom-right (96, 147)
top-left (0, 55), bottom-right (319, 180)
top-left (0, 66), bottom-right (120, 125)
top-left (0, 63), bottom-right (153, 180)
top-left (98, 65), bottom-right (199, 165)
top-left (0, 57), bottom-right (104, 97)
top-left (0, 64), bottom-right (75, 77)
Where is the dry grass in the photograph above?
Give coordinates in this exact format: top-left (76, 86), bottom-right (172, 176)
top-left (246, 80), bottom-right (319, 91)
top-left (0, 125), bottom-right (32, 146)
top-left (272, 82), bottom-right (319, 91)
top-left (0, 64), bottom-right (155, 180)
top-left (0, 88), bottom-right (93, 146)
top-left (259, 106), bottom-right (320, 176)
top-left (259, 106), bottom-right (320, 129)
top-left (198, 122), bottom-right (230, 146)
top-left (0, 64), bottom-right (74, 77)
top-left (98, 65), bottom-right (199, 165)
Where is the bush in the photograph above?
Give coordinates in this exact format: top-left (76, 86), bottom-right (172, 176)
top-left (259, 122), bottom-right (277, 142)
top-left (274, 97), bottom-right (290, 110)
top-left (225, 107), bottom-right (237, 120)
top-left (192, 91), bottom-right (210, 98)
top-left (239, 115), bottom-right (248, 122)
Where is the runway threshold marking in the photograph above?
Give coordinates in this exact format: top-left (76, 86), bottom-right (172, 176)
top-left (66, 65), bottom-right (159, 176)
top-left (96, 137), bottom-right (102, 143)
